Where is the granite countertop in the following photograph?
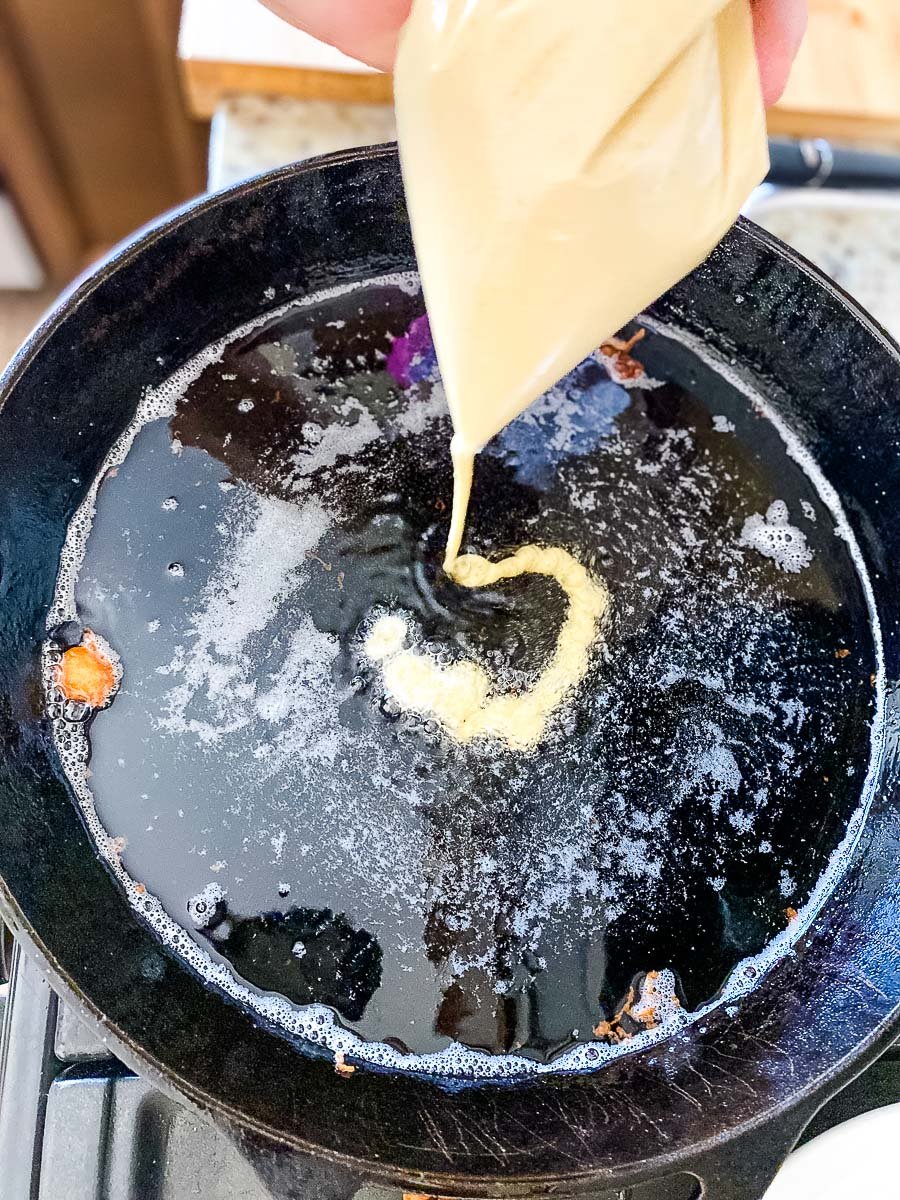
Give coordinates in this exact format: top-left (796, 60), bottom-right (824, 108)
top-left (209, 94), bottom-right (900, 345)
top-left (209, 94), bottom-right (395, 191)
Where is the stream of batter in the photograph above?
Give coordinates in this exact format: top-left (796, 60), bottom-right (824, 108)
top-left (371, 0), bottom-right (769, 746)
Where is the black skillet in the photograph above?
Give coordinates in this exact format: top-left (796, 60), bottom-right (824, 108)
top-left (0, 146), bottom-right (897, 1200)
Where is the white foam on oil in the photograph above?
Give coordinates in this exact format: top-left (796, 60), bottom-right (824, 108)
top-left (289, 403), bottom-right (381, 483)
top-left (642, 311), bottom-right (886, 970)
top-left (187, 882), bottom-right (226, 928)
top-left (43, 283), bottom-right (886, 1082)
top-left (155, 495), bottom-right (338, 758)
top-left (740, 500), bottom-right (814, 573)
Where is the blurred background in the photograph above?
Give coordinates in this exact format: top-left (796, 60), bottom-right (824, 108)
top-left (0, 0), bottom-right (205, 358)
top-left (2, 0), bottom-right (900, 367)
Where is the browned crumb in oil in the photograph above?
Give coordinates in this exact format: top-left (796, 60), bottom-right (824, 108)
top-left (55, 631), bottom-right (118, 708)
top-left (334, 1050), bottom-right (356, 1078)
top-left (785, 907), bottom-right (799, 923)
top-left (835, 648), bottom-right (850, 660)
top-left (603, 329), bottom-right (646, 355)
top-left (600, 328), bottom-right (646, 381)
top-left (593, 971), bottom-right (676, 1044)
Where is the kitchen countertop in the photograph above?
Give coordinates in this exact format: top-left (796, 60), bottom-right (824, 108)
top-left (208, 94), bottom-right (395, 191)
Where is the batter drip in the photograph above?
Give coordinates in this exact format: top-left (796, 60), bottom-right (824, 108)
top-left (366, 544), bottom-right (609, 750)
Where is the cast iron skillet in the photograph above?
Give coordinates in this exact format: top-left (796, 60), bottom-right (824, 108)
top-left (0, 146), bottom-right (897, 1200)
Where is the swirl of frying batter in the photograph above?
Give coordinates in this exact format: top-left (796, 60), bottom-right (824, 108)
top-left (366, 545), bottom-right (608, 750)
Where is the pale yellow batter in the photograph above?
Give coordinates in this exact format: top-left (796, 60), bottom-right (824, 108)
top-left (366, 545), bottom-right (609, 750)
top-left (373, 0), bottom-right (767, 746)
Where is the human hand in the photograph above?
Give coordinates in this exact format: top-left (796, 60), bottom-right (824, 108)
top-left (752, 0), bottom-right (807, 107)
top-left (259, 0), bottom-right (807, 106)
top-left (258, 0), bottom-right (411, 73)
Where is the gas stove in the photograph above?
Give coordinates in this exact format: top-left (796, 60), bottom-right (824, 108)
top-left (1, 940), bottom-right (899, 1200)
top-left (0, 945), bottom-right (266, 1199)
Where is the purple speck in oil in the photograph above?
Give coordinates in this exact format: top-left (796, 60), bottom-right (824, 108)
top-left (386, 314), bottom-right (438, 389)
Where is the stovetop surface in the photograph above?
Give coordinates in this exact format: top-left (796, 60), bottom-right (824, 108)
top-left (1, 944), bottom-right (898, 1200)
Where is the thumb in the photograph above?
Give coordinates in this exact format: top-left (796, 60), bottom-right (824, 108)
top-left (752, 0), bottom-right (808, 107)
top-left (258, 0), bottom-right (411, 71)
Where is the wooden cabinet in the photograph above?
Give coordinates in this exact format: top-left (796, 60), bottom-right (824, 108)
top-left (0, 0), bottom-right (207, 283)
top-left (772, 0), bottom-right (900, 142)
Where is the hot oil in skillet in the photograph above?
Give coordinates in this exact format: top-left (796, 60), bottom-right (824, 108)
top-left (66, 280), bottom-right (876, 1066)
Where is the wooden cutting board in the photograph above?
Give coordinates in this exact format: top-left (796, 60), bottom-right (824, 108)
top-left (770, 0), bottom-right (900, 143)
